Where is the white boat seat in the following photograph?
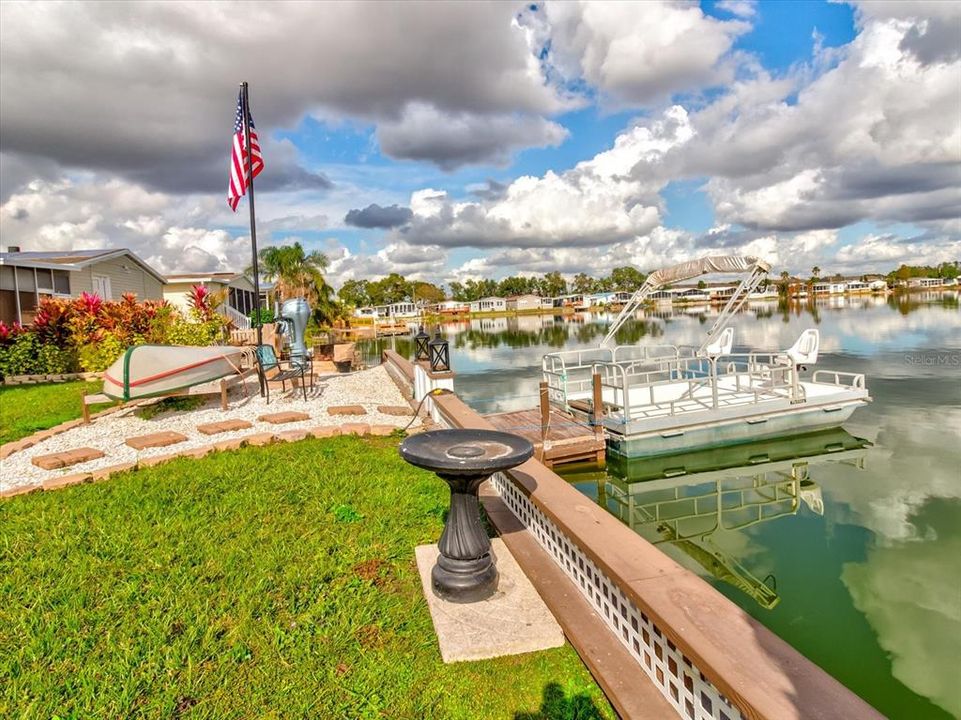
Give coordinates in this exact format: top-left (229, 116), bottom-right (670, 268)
top-left (782, 329), bottom-right (819, 366)
top-left (703, 326), bottom-right (734, 357)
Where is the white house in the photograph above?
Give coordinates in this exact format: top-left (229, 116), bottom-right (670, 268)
top-left (905, 277), bottom-right (952, 289)
top-left (812, 282), bottom-right (847, 295)
top-left (469, 297), bottom-right (507, 313)
top-left (506, 294), bottom-right (542, 312)
top-left (433, 300), bottom-right (469, 314)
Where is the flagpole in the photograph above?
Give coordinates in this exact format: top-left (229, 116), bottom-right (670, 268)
top-left (240, 81), bottom-right (263, 347)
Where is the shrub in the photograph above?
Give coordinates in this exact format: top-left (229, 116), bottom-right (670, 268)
top-left (249, 307), bottom-right (275, 324)
top-left (0, 334), bottom-right (76, 376)
top-left (77, 333), bottom-right (126, 373)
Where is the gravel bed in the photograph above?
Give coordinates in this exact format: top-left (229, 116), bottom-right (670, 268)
top-left (1, 365), bottom-right (418, 493)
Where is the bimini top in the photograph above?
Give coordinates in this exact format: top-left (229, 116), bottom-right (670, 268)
top-left (645, 255), bottom-right (770, 289)
top-left (602, 255), bottom-right (771, 348)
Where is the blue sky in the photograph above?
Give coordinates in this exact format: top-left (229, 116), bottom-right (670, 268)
top-left (1, 1), bottom-right (957, 283)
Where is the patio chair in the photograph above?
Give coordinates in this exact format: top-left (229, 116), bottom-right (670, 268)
top-left (254, 344), bottom-right (308, 403)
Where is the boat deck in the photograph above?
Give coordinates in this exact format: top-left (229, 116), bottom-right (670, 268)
top-left (484, 407), bottom-right (605, 468)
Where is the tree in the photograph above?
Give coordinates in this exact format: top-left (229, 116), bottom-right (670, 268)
top-left (696, 280), bottom-right (707, 290)
top-left (811, 266), bottom-right (821, 279)
top-left (411, 281), bottom-right (445, 304)
top-left (448, 281), bottom-right (468, 301)
top-left (338, 279), bottom-right (370, 308)
top-left (572, 273), bottom-right (595, 295)
top-left (609, 266), bottom-right (646, 292)
top-left (367, 273), bottom-right (411, 305)
top-left (256, 243), bottom-right (331, 301)
top-left (541, 271), bottom-right (567, 298)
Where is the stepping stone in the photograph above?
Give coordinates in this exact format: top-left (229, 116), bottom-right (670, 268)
top-left (197, 419), bottom-right (253, 435)
top-left (377, 405), bottom-right (413, 416)
top-left (258, 411), bottom-right (310, 424)
top-left (125, 431), bottom-right (188, 450)
top-left (328, 405), bottom-right (367, 416)
top-left (341, 423), bottom-right (371, 436)
top-left (369, 424), bottom-right (398, 436)
top-left (31, 447), bottom-right (105, 470)
top-left (307, 426), bottom-right (342, 438)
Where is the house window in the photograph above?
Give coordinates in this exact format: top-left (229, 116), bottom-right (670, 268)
top-left (53, 270), bottom-right (70, 295)
top-left (92, 275), bottom-right (112, 299)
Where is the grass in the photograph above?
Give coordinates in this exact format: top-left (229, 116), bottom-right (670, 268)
top-left (0, 434), bottom-right (614, 719)
top-left (0, 380), bottom-right (115, 445)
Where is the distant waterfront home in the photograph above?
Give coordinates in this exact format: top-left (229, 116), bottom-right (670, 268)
top-left (432, 300), bottom-right (470, 315)
top-left (505, 294), bottom-right (542, 312)
top-left (844, 280), bottom-right (870, 294)
top-left (812, 281), bottom-right (848, 295)
top-left (353, 302), bottom-right (420, 320)
top-left (590, 291), bottom-right (633, 305)
top-left (0, 248), bottom-right (165, 325)
top-left (469, 296), bottom-right (507, 313)
top-left (903, 277), bottom-right (956, 289)
top-left (164, 272), bottom-right (269, 330)
top-left (539, 296), bottom-right (556, 310)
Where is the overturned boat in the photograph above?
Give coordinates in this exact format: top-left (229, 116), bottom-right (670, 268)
top-left (103, 344), bottom-right (245, 401)
top-left (542, 256), bottom-right (870, 458)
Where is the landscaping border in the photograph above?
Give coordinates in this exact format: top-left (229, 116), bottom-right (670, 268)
top-left (2, 371), bottom-right (102, 386)
top-left (1, 424), bottom-right (400, 499)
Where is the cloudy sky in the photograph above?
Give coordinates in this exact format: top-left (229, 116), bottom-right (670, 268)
top-left (1, 0), bottom-right (958, 289)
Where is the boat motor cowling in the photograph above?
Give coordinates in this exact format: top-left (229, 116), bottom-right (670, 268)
top-left (279, 297), bottom-right (311, 367)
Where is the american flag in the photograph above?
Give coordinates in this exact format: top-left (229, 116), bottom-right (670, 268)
top-left (227, 90), bottom-right (264, 211)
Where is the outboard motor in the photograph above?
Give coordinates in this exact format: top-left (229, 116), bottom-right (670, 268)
top-left (280, 297), bottom-right (311, 368)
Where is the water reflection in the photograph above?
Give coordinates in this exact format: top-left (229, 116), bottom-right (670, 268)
top-left (358, 292), bottom-right (959, 718)
top-left (564, 430), bottom-right (871, 611)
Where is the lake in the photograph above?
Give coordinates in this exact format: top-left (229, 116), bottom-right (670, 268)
top-left (364, 291), bottom-right (961, 718)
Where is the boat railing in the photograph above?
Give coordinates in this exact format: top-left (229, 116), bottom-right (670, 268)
top-left (812, 369), bottom-right (866, 390)
top-left (592, 351), bottom-right (806, 422)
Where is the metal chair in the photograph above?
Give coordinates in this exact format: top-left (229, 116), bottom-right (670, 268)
top-left (254, 344), bottom-right (307, 403)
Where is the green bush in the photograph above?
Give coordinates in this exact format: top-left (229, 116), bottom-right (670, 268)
top-left (0, 335), bottom-right (78, 377)
top-left (166, 318), bottom-right (228, 346)
top-left (0, 333), bottom-right (41, 376)
top-left (77, 333), bottom-right (126, 373)
top-left (36, 343), bottom-right (76, 374)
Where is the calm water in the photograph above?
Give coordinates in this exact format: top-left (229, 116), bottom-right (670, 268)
top-left (366, 292), bottom-right (961, 718)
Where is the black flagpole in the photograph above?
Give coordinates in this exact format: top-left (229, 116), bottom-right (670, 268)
top-left (240, 81), bottom-right (263, 348)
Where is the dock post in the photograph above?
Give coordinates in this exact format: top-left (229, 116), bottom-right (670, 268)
top-left (592, 373), bottom-right (605, 465)
top-left (539, 381), bottom-right (550, 462)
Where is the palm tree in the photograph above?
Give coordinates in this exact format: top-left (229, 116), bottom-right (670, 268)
top-left (253, 242), bottom-right (339, 324)
top-left (811, 266), bottom-right (821, 279)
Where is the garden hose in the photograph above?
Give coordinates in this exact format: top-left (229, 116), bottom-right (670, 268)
top-left (402, 388), bottom-right (445, 431)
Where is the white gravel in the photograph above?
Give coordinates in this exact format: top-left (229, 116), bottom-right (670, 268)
top-left (1, 365), bottom-right (418, 493)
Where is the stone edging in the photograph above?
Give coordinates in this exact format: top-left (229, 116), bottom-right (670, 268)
top-left (3, 371), bottom-right (102, 386)
top-left (0, 402), bottom-right (128, 461)
top-left (1, 424), bottom-right (400, 499)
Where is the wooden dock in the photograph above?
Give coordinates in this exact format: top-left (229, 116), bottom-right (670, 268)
top-left (484, 406), bottom-right (605, 468)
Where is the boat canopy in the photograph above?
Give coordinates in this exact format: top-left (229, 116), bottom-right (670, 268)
top-left (645, 255), bottom-right (768, 289)
top-left (602, 255), bottom-right (770, 348)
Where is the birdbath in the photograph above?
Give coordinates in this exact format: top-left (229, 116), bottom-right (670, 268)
top-left (400, 429), bottom-right (533, 603)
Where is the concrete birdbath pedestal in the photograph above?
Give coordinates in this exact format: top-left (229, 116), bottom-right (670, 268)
top-left (400, 429), bottom-right (533, 602)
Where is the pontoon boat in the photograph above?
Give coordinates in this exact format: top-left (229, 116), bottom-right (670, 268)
top-left (542, 256), bottom-right (870, 458)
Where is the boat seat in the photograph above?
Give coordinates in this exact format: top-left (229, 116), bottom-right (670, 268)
top-left (782, 329), bottom-right (819, 366)
top-left (703, 327), bottom-right (734, 357)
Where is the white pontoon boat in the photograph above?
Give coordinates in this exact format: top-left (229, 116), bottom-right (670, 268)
top-left (542, 256), bottom-right (870, 458)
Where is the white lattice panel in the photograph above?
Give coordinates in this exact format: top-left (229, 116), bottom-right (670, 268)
top-left (491, 472), bottom-right (744, 720)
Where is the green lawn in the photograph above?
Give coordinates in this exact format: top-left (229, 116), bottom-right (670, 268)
top-left (0, 380), bottom-right (115, 445)
top-left (0, 434), bottom-right (613, 719)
